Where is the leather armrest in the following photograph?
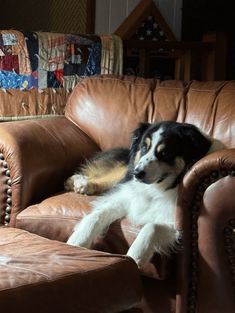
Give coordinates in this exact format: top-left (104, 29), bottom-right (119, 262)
top-left (177, 148), bottom-right (235, 218)
top-left (0, 117), bottom-right (99, 226)
top-left (176, 149), bottom-right (235, 313)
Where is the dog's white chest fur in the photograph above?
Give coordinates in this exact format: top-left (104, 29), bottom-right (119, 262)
top-left (101, 180), bottom-right (178, 226)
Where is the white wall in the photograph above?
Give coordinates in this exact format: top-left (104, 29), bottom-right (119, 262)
top-left (95, 0), bottom-right (182, 40)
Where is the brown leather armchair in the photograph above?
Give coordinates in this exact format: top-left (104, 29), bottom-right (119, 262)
top-left (0, 75), bottom-right (235, 313)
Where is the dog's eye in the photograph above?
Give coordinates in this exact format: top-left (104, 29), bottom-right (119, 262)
top-left (157, 149), bottom-right (170, 160)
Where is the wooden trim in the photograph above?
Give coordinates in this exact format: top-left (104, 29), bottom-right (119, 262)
top-left (115, 0), bottom-right (175, 40)
top-left (203, 32), bottom-right (227, 80)
top-left (115, 0), bottom-right (152, 39)
top-left (86, 0), bottom-right (96, 34)
top-left (123, 39), bottom-right (215, 50)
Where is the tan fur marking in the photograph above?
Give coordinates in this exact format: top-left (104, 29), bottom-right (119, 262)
top-left (145, 137), bottom-right (151, 149)
top-left (81, 161), bottom-right (127, 195)
top-left (157, 143), bottom-right (165, 153)
top-left (134, 150), bottom-right (141, 166)
top-left (175, 157), bottom-right (185, 172)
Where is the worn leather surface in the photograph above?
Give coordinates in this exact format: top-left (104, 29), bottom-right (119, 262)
top-left (0, 88), bottom-right (69, 120)
top-left (197, 176), bottom-right (235, 313)
top-left (0, 227), bottom-right (142, 313)
top-left (0, 117), bottom-right (99, 225)
top-left (176, 149), bottom-right (235, 313)
top-left (65, 76), bottom-right (235, 150)
top-left (16, 192), bottom-right (173, 280)
top-left (65, 75), bottom-right (157, 150)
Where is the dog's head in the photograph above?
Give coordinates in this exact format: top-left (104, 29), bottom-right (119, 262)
top-left (129, 121), bottom-right (212, 189)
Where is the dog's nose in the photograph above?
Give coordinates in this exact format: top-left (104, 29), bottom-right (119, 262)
top-left (134, 170), bottom-right (146, 180)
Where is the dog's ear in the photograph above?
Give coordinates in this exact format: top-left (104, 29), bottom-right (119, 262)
top-left (180, 123), bottom-right (212, 162)
top-left (130, 122), bottom-right (151, 152)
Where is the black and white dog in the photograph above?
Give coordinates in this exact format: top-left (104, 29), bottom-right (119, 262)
top-left (65, 121), bottom-right (223, 267)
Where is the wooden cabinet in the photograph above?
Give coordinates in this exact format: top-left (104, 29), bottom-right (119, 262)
top-left (115, 0), bottom-right (227, 80)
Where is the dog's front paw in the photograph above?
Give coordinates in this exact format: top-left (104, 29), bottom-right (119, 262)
top-left (127, 246), bottom-right (149, 268)
top-left (67, 230), bottom-right (91, 248)
top-left (64, 174), bottom-right (89, 194)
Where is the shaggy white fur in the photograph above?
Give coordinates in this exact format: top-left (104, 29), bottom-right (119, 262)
top-left (67, 178), bottom-right (179, 267)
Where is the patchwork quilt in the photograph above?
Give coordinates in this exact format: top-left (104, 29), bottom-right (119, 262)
top-left (0, 31), bottom-right (103, 90)
top-left (0, 30), bottom-right (125, 89)
top-left (0, 31), bottom-right (122, 120)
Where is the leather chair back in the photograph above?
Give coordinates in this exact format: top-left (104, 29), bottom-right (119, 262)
top-left (65, 75), bottom-right (235, 150)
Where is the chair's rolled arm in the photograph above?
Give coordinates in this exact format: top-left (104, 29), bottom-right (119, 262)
top-left (176, 148), bottom-right (235, 313)
top-left (0, 117), bottom-right (99, 226)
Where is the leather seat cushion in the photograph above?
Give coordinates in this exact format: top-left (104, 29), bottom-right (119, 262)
top-left (16, 192), bottom-right (174, 280)
top-left (0, 227), bottom-right (141, 313)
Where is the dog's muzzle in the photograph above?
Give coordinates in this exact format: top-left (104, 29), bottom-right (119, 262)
top-left (133, 170), bottom-right (146, 181)
top-left (134, 166), bottom-right (169, 184)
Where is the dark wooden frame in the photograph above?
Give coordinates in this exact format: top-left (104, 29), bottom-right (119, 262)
top-left (115, 0), bottom-right (175, 41)
top-left (86, 0), bottom-right (96, 33)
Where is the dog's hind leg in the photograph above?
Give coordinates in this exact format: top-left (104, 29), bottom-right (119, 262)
top-left (64, 149), bottom-right (128, 195)
top-left (127, 223), bottom-right (178, 267)
top-left (67, 198), bottom-right (126, 248)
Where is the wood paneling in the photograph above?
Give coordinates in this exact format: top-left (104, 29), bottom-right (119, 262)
top-left (0, 0), bottom-right (95, 33)
top-left (110, 0), bottom-right (127, 33)
top-left (95, 0), bottom-right (110, 34)
top-left (127, 0), bottom-right (141, 15)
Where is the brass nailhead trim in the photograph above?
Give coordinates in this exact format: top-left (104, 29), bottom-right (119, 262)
top-left (6, 197), bottom-right (11, 204)
top-left (224, 218), bottom-right (235, 293)
top-left (187, 169), bottom-right (235, 313)
top-left (0, 152), bottom-right (12, 225)
top-left (5, 169), bottom-right (10, 177)
top-left (5, 206), bottom-right (11, 214)
top-left (4, 214), bottom-right (10, 223)
top-left (2, 160), bottom-right (7, 168)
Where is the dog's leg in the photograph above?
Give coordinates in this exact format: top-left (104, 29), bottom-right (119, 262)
top-left (67, 195), bottom-right (126, 247)
top-left (127, 223), bottom-right (178, 267)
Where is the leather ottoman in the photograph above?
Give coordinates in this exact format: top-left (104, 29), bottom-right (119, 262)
top-left (0, 227), bottom-right (142, 313)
